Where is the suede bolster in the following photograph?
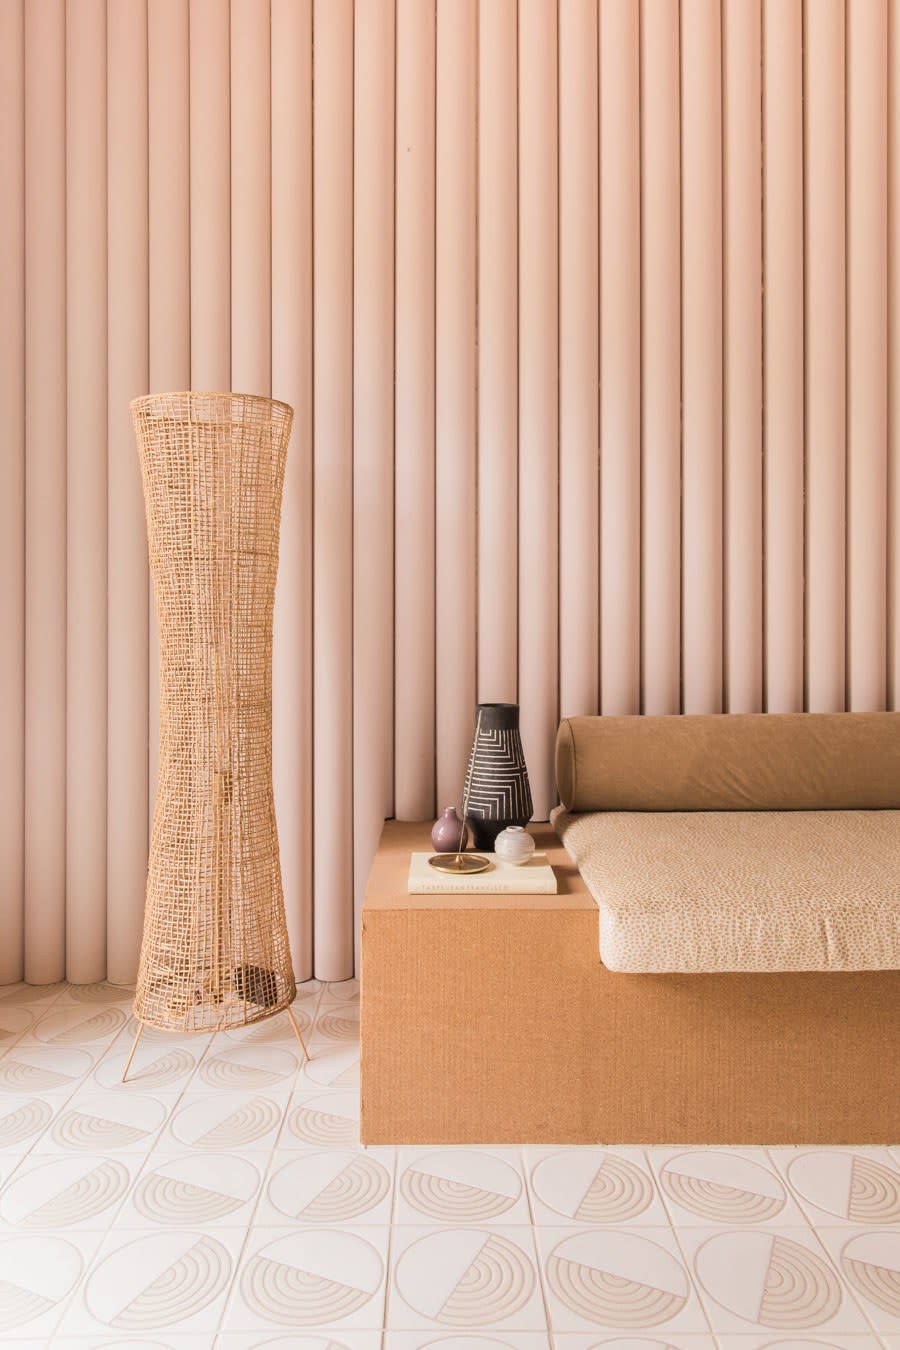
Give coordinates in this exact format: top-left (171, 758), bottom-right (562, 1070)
top-left (555, 711), bottom-right (900, 812)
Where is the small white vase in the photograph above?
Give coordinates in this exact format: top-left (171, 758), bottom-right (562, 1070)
top-left (494, 825), bottom-right (535, 865)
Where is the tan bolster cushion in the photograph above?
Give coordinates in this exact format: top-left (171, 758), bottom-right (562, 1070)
top-left (556, 711), bottom-right (900, 812)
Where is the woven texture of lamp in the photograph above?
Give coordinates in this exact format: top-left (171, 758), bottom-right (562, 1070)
top-left (126, 392), bottom-right (306, 1071)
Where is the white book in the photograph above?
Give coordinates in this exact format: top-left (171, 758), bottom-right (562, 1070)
top-left (407, 851), bottom-right (557, 895)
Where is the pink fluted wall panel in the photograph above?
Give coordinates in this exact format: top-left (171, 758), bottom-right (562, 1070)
top-left (24, 0), bottom-right (67, 984)
top-left (600, 0), bottom-right (641, 718)
top-left (847, 0), bottom-right (888, 712)
top-left (394, 0), bottom-right (436, 822)
top-left (477, 0), bottom-right (518, 705)
top-left (107, 0), bottom-right (149, 985)
top-left (518, 0), bottom-right (559, 820)
top-left (641, 0), bottom-right (681, 716)
top-left (4, 5), bottom-right (900, 983)
top-left (891, 0), bottom-right (900, 711)
top-left (0, 0), bottom-right (25, 984)
top-left (190, 0), bottom-right (230, 392)
top-left (353, 0), bottom-right (395, 956)
top-left (272, 0), bottom-right (314, 980)
top-left (805, 0), bottom-right (847, 713)
top-left (148, 0), bottom-right (190, 396)
top-left (231, 0), bottom-right (271, 396)
top-left (763, 0), bottom-right (805, 714)
top-left (66, 0), bottom-right (107, 982)
top-left (681, 0), bottom-right (724, 714)
top-left (148, 0), bottom-right (190, 842)
top-left (559, 0), bottom-right (599, 720)
top-left (722, 0), bottom-right (763, 714)
top-left (312, 0), bottom-right (354, 979)
top-left (435, 0), bottom-right (477, 810)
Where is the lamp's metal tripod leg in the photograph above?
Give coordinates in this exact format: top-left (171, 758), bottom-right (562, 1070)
top-left (286, 1005), bottom-right (310, 1062)
top-left (120, 1021), bottom-right (144, 1083)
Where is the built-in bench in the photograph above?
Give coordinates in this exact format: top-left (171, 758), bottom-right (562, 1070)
top-left (360, 817), bottom-right (900, 1144)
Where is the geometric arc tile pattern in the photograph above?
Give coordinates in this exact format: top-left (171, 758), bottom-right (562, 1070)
top-left (0, 980), bottom-right (896, 1347)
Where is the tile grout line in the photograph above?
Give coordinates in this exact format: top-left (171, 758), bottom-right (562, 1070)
top-left (520, 1142), bottom-right (555, 1343)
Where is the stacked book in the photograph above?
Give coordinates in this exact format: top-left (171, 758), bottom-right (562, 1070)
top-left (407, 852), bottom-right (557, 895)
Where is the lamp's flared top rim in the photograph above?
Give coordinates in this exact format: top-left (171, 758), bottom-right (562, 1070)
top-left (130, 390), bottom-right (294, 420)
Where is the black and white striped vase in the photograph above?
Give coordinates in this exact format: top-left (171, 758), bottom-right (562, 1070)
top-left (463, 703), bottom-right (533, 851)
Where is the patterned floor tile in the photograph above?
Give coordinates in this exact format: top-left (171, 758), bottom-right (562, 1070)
top-left (53, 982), bottom-right (136, 1007)
top-left (219, 1003), bottom-right (314, 1048)
top-left (223, 1225), bottom-right (389, 1332)
top-left (196, 1042), bottom-right (303, 1093)
top-left (647, 1149), bottom-right (805, 1227)
top-left (0, 1228), bottom-right (104, 1340)
top-left (322, 978), bottom-right (360, 1004)
top-left (92, 1043), bottom-right (203, 1095)
top-left (814, 1227), bottom-right (900, 1333)
top-left (27, 1003), bottom-right (130, 1048)
top-left (676, 1226), bottom-right (871, 1337)
top-left (0, 982), bottom-right (66, 1007)
top-left (0, 1339), bottom-right (63, 1350)
top-left (256, 1146), bottom-right (395, 1226)
top-left (218, 1329), bottom-right (382, 1348)
top-left (388, 1226), bottom-right (546, 1332)
top-left (115, 1150), bottom-right (267, 1229)
top-left (767, 1147), bottom-right (900, 1227)
top-left (0, 1151), bottom-right (142, 1231)
top-left (58, 1226), bottom-right (243, 1337)
top-left (0, 1094), bottom-right (56, 1154)
top-left (534, 1226), bottom-right (709, 1336)
top-left (295, 977), bottom-right (328, 999)
top-left (713, 1334), bottom-right (883, 1348)
top-left (53, 1339), bottom-right (215, 1349)
top-left (525, 1146), bottom-right (668, 1228)
top-left (34, 1089), bottom-right (179, 1155)
top-left (119, 1015), bottom-right (214, 1047)
top-left (396, 1147), bottom-right (529, 1226)
top-left (0, 1043), bottom-right (98, 1098)
top-left (163, 1089), bottom-right (290, 1152)
top-left (299, 1042), bottom-right (361, 1091)
top-left (313, 1003), bottom-right (362, 1045)
top-left (551, 1336), bottom-right (717, 1349)
top-left (0, 1005), bottom-right (37, 1049)
top-left (385, 1333), bottom-right (551, 1349)
top-left (282, 1088), bottom-right (363, 1149)
top-left (0, 1151), bottom-right (27, 1185)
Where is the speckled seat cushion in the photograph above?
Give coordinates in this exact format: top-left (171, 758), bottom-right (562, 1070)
top-left (553, 807), bottom-right (900, 974)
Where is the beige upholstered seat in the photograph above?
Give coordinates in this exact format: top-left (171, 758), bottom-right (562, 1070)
top-left (554, 807), bottom-right (900, 974)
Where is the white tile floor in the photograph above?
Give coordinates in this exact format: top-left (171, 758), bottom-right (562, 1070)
top-left (0, 979), bottom-right (898, 1348)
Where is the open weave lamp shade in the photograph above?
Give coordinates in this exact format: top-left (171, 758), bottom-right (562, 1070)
top-left (131, 392), bottom-right (296, 1034)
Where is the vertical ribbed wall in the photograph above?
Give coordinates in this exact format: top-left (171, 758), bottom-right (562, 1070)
top-left (1, 0), bottom-right (899, 983)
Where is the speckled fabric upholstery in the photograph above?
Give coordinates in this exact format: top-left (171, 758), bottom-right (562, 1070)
top-left (553, 807), bottom-right (900, 974)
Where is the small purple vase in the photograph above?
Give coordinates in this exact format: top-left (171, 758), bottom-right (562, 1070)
top-left (431, 806), bottom-right (468, 853)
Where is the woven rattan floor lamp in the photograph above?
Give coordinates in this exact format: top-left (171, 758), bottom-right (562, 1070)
top-left (124, 391), bottom-right (307, 1080)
